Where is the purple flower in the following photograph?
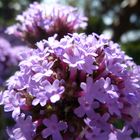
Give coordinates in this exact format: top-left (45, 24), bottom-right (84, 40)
top-left (106, 97), bottom-right (123, 116)
top-left (116, 127), bottom-right (133, 140)
top-left (42, 114), bottom-right (67, 140)
top-left (85, 127), bottom-right (109, 140)
top-left (80, 76), bottom-right (118, 105)
top-left (89, 113), bottom-right (111, 132)
top-left (109, 127), bottom-right (133, 140)
top-left (48, 33), bottom-right (99, 74)
top-left (7, 113), bottom-right (36, 140)
top-left (0, 36), bottom-right (30, 87)
top-left (6, 2), bottom-right (87, 46)
top-left (74, 96), bottom-right (94, 118)
top-left (1, 32), bottom-right (140, 139)
top-left (0, 37), bottom-right (18, 85)
top-left (74, 77), bottom-right (99, 118)
top-left (2, 89), bottom-right (25, 118)
top-left (31, 60), bottom-right (54, 82)
top-left (32, 79), bottom-right (65, 106)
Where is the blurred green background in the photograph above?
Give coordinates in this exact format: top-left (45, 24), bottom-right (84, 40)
top-left (0, 0), bottom-right (140, 139)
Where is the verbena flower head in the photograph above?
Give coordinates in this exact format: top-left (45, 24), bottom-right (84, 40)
top-left (1, 33), bottom-right (140, 140)
top-left (6, 2), bottom-right (87, 47)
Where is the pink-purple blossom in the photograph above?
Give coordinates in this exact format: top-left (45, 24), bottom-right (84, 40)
top-left (0, 37), bottom-right (27, 86)
top-left (42, 114), bottom-right (67, 140)
top-left (7, 113), bottom-right (36, 140)
top-left (6, 2), bottom-right (87, 47)
top-left (1, 32), bottom-right (140, 139)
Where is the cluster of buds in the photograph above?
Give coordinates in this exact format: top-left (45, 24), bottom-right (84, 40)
top-left (6, 2), bottom-right (87, 47)
top-left (1, 33), bottom-right (140, 140)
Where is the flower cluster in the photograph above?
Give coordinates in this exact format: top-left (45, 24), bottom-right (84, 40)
top-left (0, 37), bottom-right (28, 86)
top-left (6, 2), bottom-right (87, 47)
top-left (1, 33), bottom-right (140, 140)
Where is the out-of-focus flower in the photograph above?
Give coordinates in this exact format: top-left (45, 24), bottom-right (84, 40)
top-left (0, 37), bottom-right (29, 86)
top-left (6, 2), bottom-right (87, 47)
top-left (0, 37), bottom-right (17, 85)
